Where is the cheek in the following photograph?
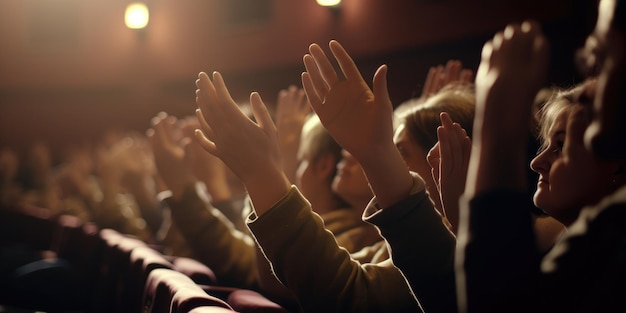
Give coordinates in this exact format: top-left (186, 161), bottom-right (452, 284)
top-left (548, 158), bottom-right (606, 209)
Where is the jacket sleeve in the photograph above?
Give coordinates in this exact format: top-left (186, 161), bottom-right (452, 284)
top-left (364, 172), bottom-right (457, 313)
top-left (456, 190), bottom-right (539, 313)
top-left (165, 185), bottom-right (258, 289)
top-left (248, 186), bottom-right (422, 313)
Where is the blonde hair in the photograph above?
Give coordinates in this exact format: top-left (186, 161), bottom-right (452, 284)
top-left (397, 83), bottom-right (476, 150)
top-left (535, 81), bottom-right (593, 153)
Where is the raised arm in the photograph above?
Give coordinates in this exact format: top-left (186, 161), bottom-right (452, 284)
top-left (194, 71), bottom-right (291, 217)
top-left (456, 21), bottom-right (549, 313)
top-left (301, 40), bottom-right (413, 209)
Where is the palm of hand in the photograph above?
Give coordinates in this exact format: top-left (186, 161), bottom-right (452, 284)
top-left (195, 72), bottom-right (282, 184)
top-left (303, 41), bottom-right (394, 160)
top-left (318, 79), bottom-right (386, 149)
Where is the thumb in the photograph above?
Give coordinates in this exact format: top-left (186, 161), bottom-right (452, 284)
top-left (373, 64), bottom-right (392, 110)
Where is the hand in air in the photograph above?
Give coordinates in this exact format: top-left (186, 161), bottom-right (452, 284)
top-left (194, 72), bottom-right (290, 215)
top-left (301, 40), bottom-right (395, 164)
top-left (427, 112), bottom-right (472, 234)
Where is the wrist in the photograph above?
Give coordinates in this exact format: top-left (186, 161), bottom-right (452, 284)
top-left (360, 143), bottom-right (414, 209)
top-left (243, 167), bottom-right (291, 217)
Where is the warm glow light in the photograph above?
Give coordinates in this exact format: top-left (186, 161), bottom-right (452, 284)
top-left (125, 2), bottom-right (149, 29)
top-left (316, 0), bottom-right (341, 7)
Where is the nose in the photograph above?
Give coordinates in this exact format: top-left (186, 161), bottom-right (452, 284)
top-left (340, 149), bottom-right (357, 166)
top-left (530, 148), bottom-right (550, 175)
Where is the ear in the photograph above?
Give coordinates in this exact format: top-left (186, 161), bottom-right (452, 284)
top-left (313, 153), bottom-right (338, 181)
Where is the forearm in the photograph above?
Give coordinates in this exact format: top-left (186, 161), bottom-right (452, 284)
top-left (248, 187), bottom-right (420, 312)
top-left (242, 167), bottom-right (291, 217)
top-left (358, 142), bottom-right (414, 209)
top-left (166, 185), bottom-right (258, 288)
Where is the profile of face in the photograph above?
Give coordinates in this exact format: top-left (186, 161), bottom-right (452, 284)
top-left (530, 102), bottom-right (623, 226)
top-left (393, 123), bottom-right (441, 210)
top-left (331, 149), bottom-right (373, 208)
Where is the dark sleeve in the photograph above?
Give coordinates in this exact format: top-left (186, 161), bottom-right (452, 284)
top-left (457, 190), bottom-right (540, 313)
top-left (365, 190), bottom-right (457, 313)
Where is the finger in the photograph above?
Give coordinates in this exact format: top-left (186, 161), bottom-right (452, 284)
top-left (302, 71), bottom-right (323, 110)
top-left (212, 72), bottom-right (242, 117)
top-left (303, 54), bottom-right (329, 101)
top-left (329, 40), bottom-right (363, 82)
top-left (194, 129), bottom-right (218, 155)
top-left (372, 65), bottom-right (393, 111)
top-left (440, 111), bottom-right (454, 128)
top-left (296, 88), bottom-right (310, 113)
top-left (460, 69), bottom-right (474, 84)
top-left (524, 21), bottom-right (550, 80)
top-left (276, 89), bottom-right (288, 118)
top-left (449, 123), bottom-right (464, 173)
top-left (281, 86), bottom-right (296, 115)
top-left (309, 43), bottom-right (340, 85)
top-left (196, 72), bottom-right (220, 126)
top-left (195, 109), bottom-right (216, 140)
top-left (250, 92), bottom-right (277, 137)
top-left (432, 65), bottom-right (445, 95)
top-left (438, 122), bottom-right (453, 177)
top-left (444, 60), bottom-right (462, 85)
top-left (152, 114), bottom-right (172, 149)
top-left (422, 67), bottom-right (437, 98)
top-left (476, 41), bottom-right (494, 81)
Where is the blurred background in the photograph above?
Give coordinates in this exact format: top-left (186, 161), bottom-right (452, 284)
top-left (0, 0), bottom-right (595, 161)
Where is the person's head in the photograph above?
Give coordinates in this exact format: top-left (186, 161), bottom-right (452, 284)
top-left (296, 114), bottom-right (348, 212)
top-left (393, 83), bottom-right (476, 211)
top-left (331, 149), bottom-right (373, 211)
top-left (581, 0), bottom-right (626, 159)
top-left (530, 80), bottom-right (626, 226)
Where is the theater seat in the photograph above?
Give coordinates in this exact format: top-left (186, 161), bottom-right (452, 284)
top-left (226, 289), bottom-right (289, 313)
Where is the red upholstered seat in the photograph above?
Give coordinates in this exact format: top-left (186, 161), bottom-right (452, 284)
top-left (143, 268), bottom-right (234, 313)
top-left (226, 289), bottom-right (289, 313)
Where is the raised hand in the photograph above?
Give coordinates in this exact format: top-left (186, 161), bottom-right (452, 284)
top-left (147, 112), bottom-right (196, 199)
top-left (194, 71), bottom-right (290, 215)
top-left (427, 112), bottom-right (472, 234)
top-left (466, 21), bottom-right (550, 196)
top-left (421, 60), bottom-right (474, 100)
top-left (275, 85), bottom-right (312, 183)
top-left (301, 40), bottom-right (412, 209)
top-left (301, 40), bottom-right (395, 164)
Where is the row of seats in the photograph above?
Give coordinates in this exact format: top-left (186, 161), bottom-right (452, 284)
top-left (0, 204), bottom-right (290, 313)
